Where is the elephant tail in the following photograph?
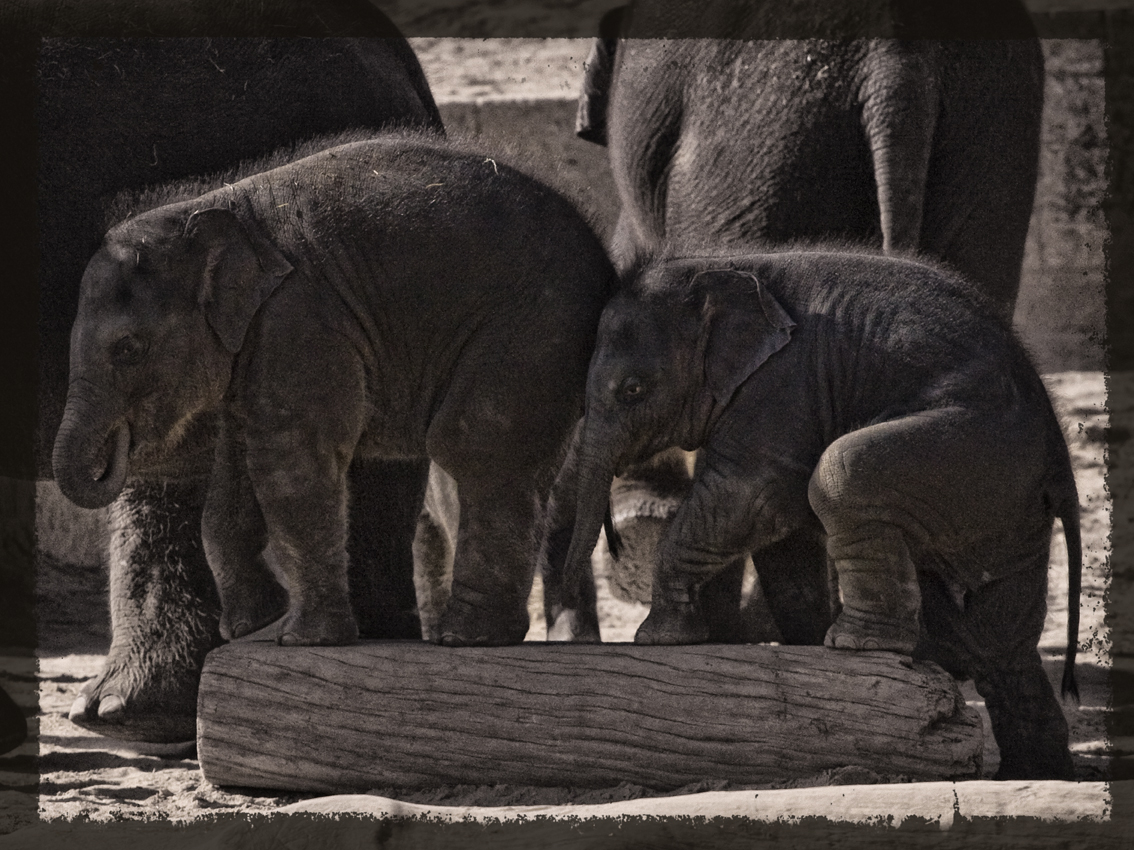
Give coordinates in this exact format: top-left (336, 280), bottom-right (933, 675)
top-left (1056, 479), bottom-right (1082, 704)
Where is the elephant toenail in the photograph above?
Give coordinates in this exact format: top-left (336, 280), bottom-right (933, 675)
top-left (863, 638), bottom-right (881, 650)
top-left (98, 694), bottom-right (125, 720)
top-left (68, 695), bottom-right (88, 721)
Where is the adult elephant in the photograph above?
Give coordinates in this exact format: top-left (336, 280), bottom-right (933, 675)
top-left (557, 0), bottom-right (1045, 643)
top-left (12, 2), bottom-right (447, 743)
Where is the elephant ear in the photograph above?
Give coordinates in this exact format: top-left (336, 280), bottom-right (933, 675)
top-left (695, 269), bottom-right (796, 405)
top-left (184, 208), bottom-right (293, 354)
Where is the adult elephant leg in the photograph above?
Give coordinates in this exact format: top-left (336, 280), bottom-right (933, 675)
top-left (347, 456), bottom-right (429, 640)
top-left (439, 470), bottom-right (540, 647)
top-left (69, 477), bottom-right (220, 743)
top-left (605, 447), bottom-right (692, 605)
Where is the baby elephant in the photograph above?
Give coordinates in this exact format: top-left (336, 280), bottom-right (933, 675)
top-left (547, 248), bottom-right (1081, 780)
top-left (53, 133), bottom-right (614, 648)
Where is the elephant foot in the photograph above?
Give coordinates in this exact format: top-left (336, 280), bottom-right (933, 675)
top-left (824, 610), bottom-right (918, 654)
top-left (438, 586), bottom-right (529, 647)
top-left (993, 754), bottom-right (1074, 781)
top-left (276, 601), bottom-right (359, 647)
top-left (546, 607), bottom-right (602, 643)
top-left (634, 599), bottom-right (710, 645)
top-left (68, 651), bottom-right (206, 743)
top-left (219, 581), bottom-right (288, 641)
top-left (977, 666), bottom-right (1075, 780)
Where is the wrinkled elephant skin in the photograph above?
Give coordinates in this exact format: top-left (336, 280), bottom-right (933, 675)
top-left (545, 248), bottom-right (1080, 780)
top-left (59, 135), bottom-right (613, 659)
top-left (568, 0), bottom-right (1045, 640)
top-left (29, 14), bottom-right (445, 743)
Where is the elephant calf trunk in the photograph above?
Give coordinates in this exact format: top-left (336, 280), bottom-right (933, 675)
top-left (562, 458), bottom-right (617, 600)
top-left (53, 390), bottom-right (132, 509)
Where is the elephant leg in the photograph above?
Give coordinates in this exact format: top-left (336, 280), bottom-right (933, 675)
top-left (977, 663), bottom-right (1074, 780)
top-left (820, 521), bottom-right (921, 653)
top-left (689, 448), bottom-right (765, 643)
top-left (0, 685), bottom-right (26, 756)
top-left (750, 527), bottom-right (832, 645)
top-left (68, 478), bottom-right (220, 743)
top-left (539, 424), bottom-right (601, 643)
top-left (346, 456), bottom-right (429, 640)
top-left (699, 557), bottom-right (748, 643)
top-left (413, 463), bottom-right (459, 643)
top-left (605, 447), bottom-right (692, 606)
top-left (202, 416), bottom-right (287, 641)
top-left (247, 438), bottom-right (357, 647)
top-left (541, 522), bottom-right (601, 643)
top-left (917, 569), bottom-right (1073, 780)
top-left (439, 471), bottom-right (540, 647)
top-left (812, 402), bottom-right (1058, 659)
top-left (635, 456), bottom-right (785, 646)
top-left (808, 406), bottom-right (1037, 655)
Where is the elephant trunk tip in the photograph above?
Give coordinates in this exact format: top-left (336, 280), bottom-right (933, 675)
top-left (53, 421), bottom-right (131, 509)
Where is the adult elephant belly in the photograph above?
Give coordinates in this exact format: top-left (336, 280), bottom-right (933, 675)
top-left (37, 30), bottom-right (444, 743)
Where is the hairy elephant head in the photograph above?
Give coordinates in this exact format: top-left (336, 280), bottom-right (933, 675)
top-left (561, 263), bottom-right (796, 581)
top-left (53, 205), bottom-right (293, 508)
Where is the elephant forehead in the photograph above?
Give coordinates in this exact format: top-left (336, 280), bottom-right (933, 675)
top-left (78, 248), bottom-right (132, 300)
top-left (601, 301), bottom-right (685, 348)
top-left (79, 248), bottom-right (178, 318)
top-left (598, 312), bottom-right (649, 354)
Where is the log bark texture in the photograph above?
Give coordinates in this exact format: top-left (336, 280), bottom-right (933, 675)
top-left (196, 641), bottom-right (983, 793)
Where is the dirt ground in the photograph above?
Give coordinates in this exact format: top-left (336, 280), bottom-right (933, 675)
top-left (0, 35), bottom-right (1124, 832)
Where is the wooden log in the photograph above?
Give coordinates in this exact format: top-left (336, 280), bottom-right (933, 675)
top-left (196, 641), bottom-right (983, 793)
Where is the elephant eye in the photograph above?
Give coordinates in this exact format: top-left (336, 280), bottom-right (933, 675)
top-left (112, 335), bottom-right (147, 366)
top-left (618, 376), bottom-right (647, 405)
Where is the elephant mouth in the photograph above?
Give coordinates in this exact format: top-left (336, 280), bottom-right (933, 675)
top-left (90, 424), bottom-right (131, 485)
